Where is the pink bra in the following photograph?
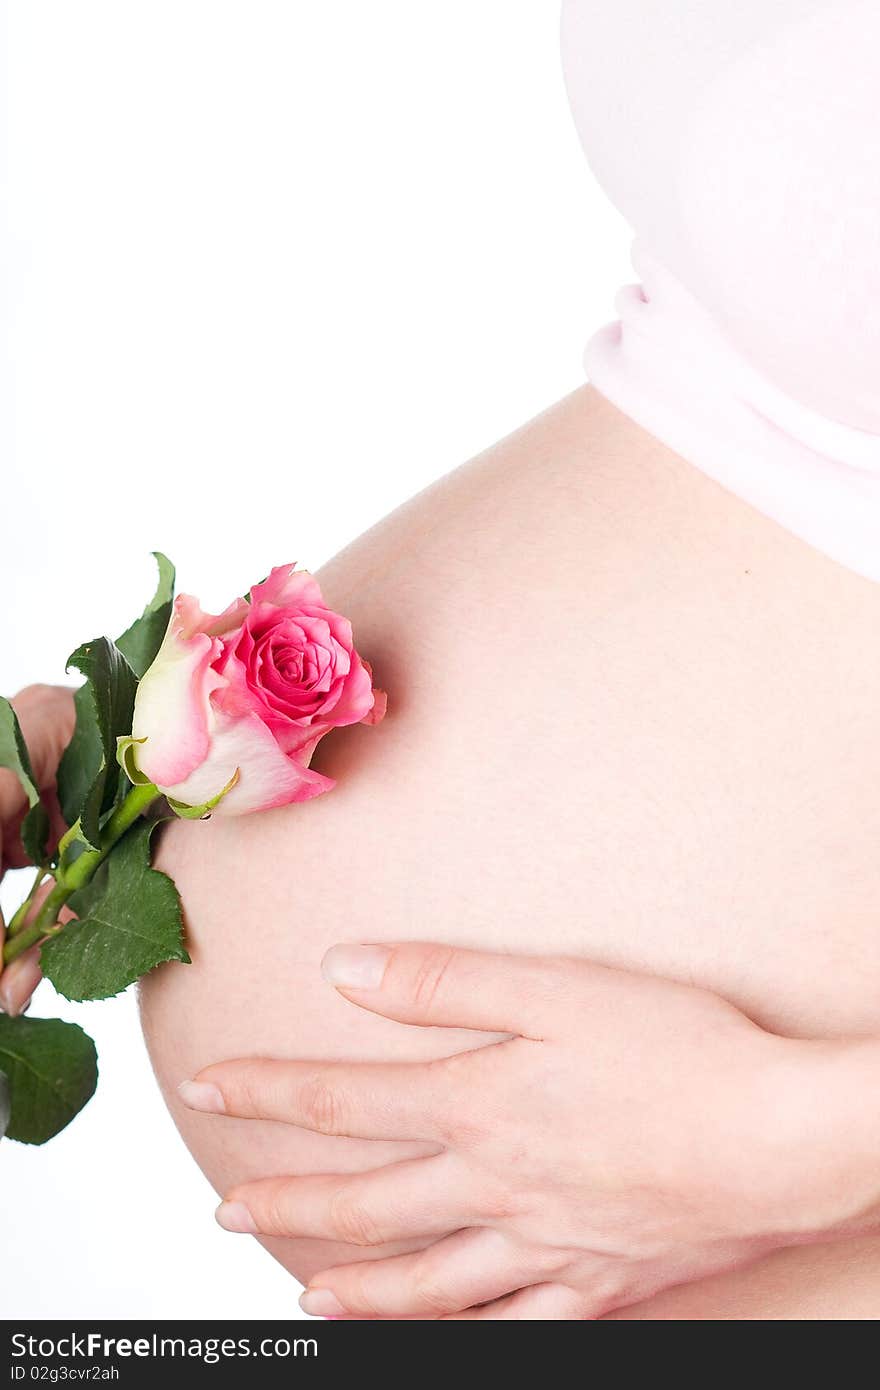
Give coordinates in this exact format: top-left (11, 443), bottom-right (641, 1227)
top-left (562, 0), bottom-right (880, 581)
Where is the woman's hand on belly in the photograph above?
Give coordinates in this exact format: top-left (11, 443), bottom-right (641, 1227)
top-left (181, 940), bottom-right (880, 1320)
top-left (0, 684), bottom-right (76, 1017)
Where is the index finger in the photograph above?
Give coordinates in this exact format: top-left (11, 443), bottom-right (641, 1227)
top-left (178, 1056), bottom-right (458, 1142)
top-left (321, 942), bottom-right (575, 1037)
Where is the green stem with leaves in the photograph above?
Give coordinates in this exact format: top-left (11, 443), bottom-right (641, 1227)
top-left (6, 864), bottom-right (49, 936)
top-left (2, 782), bottom-right (159, 965)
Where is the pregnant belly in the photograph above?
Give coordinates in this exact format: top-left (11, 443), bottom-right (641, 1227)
top-left (139, 387), bottom-right (880, 1317)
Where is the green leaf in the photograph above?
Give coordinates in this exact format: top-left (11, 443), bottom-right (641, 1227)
top-left (0, 697), bottom-right (40, 803)
top-left (67, 637), bottom-right (139, 778)
top-left (41, 819), bottom-right (189, 1002)
top-left (64, 637), bottom-right (138, 846)
top-left (116, 552), bottom-right (175, 678)
top-left (21, 803), bottom-right (50, 865)
top-left (56, 554), bottom-right (175, 830)
top-left (0, 696), bottom-right (50, 862)
top-left (77, 773), bottom-right (108, 850)
top-left (65, 855), bottom-right (109, 920)
top-left (56, 683), bottom-right (103, 830)
top-left (0, 1069), bottom-right (9, 1141)
top-left (0, 1014), bottom-right (98, 1145)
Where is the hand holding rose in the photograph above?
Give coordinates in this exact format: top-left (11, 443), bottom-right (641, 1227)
top-left (0, 685), bottom-right (75, 1017)
top-left (1, 559), bottom-right (384, 1145)
top-left (182, 943), bottom-right (880, 1319)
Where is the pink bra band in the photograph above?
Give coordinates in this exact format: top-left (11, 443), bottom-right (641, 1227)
top-left (562, 0), bottom-right (880, 582)
top-left (585, 245), bottom-right (880, 582)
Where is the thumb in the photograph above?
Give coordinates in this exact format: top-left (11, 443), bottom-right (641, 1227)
top-left (0, 945), bottom-right (42, 1017)
top-left (321, 941), bottom-right (569, 1037)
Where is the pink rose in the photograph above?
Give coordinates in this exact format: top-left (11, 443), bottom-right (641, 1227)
top-left (122, 564), bottom-right (386, 815)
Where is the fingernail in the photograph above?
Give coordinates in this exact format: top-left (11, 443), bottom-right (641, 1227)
top-left (300, 1288), bottom-right (347, 1317)
top-left (178, 1080), bottom-right (226, 1114)
top-left (0, 949), bottom-right (42, 1017)
top-left (215, 1201), bottom-right (257, 1234)
top-left (321, 944), bottom-right (389, 990)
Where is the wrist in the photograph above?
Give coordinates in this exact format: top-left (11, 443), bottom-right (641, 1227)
top-left (753, 1034), bottom-right (880, 1244)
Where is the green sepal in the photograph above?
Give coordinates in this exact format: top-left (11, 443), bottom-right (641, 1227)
top-left (167, 768), bottom-right (240, 819)
top-left (40, 819), bottom-right (190, 1002)
top-left (0, 696), bottom-right (50, 863)
top-left (115, 735), bottom-right (152, 785)
top-left (0, 1015), bottom-right (98, 1145)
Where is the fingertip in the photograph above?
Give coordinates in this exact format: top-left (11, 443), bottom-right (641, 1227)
top-left (0, 990), bottom-right (34, 1018)
top-left (321, 944), bottom-right (390, 992)
top-left (178, 1079), bottom-right (226, 1114)
top-left (299, 1287), bottom-right (347, 1317)
top-left (215, 1200), bottom-right (257, 1234)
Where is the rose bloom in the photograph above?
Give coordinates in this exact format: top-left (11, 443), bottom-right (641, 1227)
top-left (124, 564), bottom-right (386, 815)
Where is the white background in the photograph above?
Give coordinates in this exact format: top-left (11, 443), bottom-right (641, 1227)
top-left (1, 1), bottom-right (629, 1318)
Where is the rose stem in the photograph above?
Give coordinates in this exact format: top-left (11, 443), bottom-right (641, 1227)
top-left (1, 781), bottom-right (160, 965)
top-left (5, 864), bottom-right (50, 937)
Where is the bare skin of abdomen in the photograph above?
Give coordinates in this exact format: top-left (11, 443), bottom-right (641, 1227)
top-left (140, 386), bottom-right (880, 1319)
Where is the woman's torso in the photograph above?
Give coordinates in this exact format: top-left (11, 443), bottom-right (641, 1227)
top-left (141, 386), bottom-right (880, 1318)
